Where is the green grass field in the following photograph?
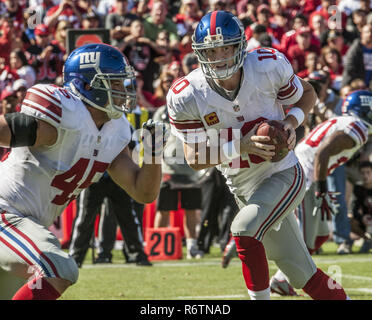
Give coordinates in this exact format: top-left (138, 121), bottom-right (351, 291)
top-left (61, 241), bottom-right (372, 300)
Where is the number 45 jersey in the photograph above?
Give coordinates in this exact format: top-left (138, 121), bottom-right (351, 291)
top-left (167, 48), bottom-right (304, 198)
top-left (0, 84), bottom-right (131, 227)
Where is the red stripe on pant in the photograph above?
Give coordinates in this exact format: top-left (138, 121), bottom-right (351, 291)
top-left (234, 236), bottom-right (269, 291)
top-left (303, 268), bottom-right (347, 300)
top-left (0, 213), bottom-right (60, 278)
top-left (254, 164), bottom-right (299, 240)
top-left (260, 166), bottom-right (304, 240)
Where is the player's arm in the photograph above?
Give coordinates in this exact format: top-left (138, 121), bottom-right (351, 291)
top-left (270, 51), bottom-right (317, 148)
top-left (314, 131), bottom-right (355, 184)
top-left (282, 78), bottom-right (317, 150)
top-left (312, 131), bottom-right (356, 217)
top-left (107, 146), bottom-right (162, 203)
top-left (0, 113), bottom-right (57, 148)
top-left (284, 78), bottom-right (317, 129)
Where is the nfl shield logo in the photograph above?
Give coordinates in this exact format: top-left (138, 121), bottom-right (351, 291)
top-left (233, 105), bottom-right (240, 112)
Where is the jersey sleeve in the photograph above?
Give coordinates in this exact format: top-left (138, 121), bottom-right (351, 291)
top-left (248, 48), bottom-right (304, 105)
top-left (21, 84), bottom-right (63, 128)
top-left (343, 119), bottom-right (368, 147)
top-left (274, 51), bottom-right (304, 105)
top-left (166, 84), bottom-right (207, 144)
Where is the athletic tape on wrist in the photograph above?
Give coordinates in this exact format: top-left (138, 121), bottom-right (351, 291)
top-left (287, 107), bottom-right (305, 127)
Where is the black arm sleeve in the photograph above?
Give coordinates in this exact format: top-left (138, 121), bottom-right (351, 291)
top-left (4, 113), bottom-right (38, 147)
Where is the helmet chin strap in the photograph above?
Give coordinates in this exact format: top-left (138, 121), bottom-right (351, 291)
top-left (69, 82), bottom-right (123, 119)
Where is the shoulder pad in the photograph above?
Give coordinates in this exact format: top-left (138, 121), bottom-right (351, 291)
top-left (167, 75), bottom-right (196, 110)
top-left (342, 116), bottom-right (368, 146)
top-left (111, 114), bottom-right (132, 145)
top-left (21, 84), bottom-right (83, 130)
top-left (246, 48), bottom-right (290, 74)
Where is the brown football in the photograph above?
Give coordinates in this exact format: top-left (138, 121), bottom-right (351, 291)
top-left (255, 120), bottom-right (289, 162)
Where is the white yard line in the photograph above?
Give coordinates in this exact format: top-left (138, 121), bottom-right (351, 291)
top-left (312, 257), bottom-right (372, 264)
top-left (342, 274), bottom-right (372, 282)
top-left (345, 288), bottom-right (372, 293)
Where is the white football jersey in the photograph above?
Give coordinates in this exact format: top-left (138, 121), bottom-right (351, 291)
top-left (0, 84), bottom-right (131, 227)
top-left (167, 48), bottom-right (304, 197)
top-left (295, 115), bottom-right (368, 190)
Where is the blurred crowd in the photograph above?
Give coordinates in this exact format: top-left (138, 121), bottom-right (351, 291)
top-left (2, 0), bottom-right (372, 261)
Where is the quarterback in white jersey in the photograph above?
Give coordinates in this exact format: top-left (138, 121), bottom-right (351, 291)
top-left (168, 10), bottom-right (349, 300)
top-left (168, 48), bottom-right (302, 198)
top-left (270, 90), bottom-right (372, 295)
top-left (0, 44), bottom-right (165, 300)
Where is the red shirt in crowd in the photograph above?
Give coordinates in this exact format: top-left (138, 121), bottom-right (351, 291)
top-left (45, 3), bottom-right (87, 29)
top-left (245, 22), bottom-right (285, 45)
top-left (0, 21), bottom-right (13, 64)
top-left (287, 43), bottom-right (321, 73)
top-left (301, 0), bottom-right (321, 17)
top-left (281, 30), bottom-right (321, 55)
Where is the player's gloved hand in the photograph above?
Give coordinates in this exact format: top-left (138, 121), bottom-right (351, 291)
top-left (141, 119), bottom-right (169, 158)
top-left (312, 180), bottom-right (340, 220)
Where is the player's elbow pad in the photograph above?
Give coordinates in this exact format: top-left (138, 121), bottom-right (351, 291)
top-left (4, 113), bottom-right (38, 147)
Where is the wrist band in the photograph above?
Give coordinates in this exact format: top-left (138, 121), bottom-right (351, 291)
top-left (287, 107), bottom-right (305, 127)
top-left (222, 140), bottom-right (240, 160)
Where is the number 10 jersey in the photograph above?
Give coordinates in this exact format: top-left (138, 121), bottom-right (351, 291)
top-left (0, 84), bottom-right (131, 227)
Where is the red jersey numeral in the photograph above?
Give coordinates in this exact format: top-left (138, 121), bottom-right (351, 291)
top-left (171, 78), bottom-right (190, 94)
top-left (58, 88), bottom-right (72, 99)
top-left (46, 85), bottom-right (75, 100)
top-left (256, 48), bottom-right (277, 61)
top-left (228, 117), bottom-right (267, 169)
top-left (305, 119), bottom-right (337, 148)
top-left (51, 158), bottom-right (109, 205)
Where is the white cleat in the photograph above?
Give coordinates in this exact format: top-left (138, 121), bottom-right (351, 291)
top-left (270, 276), bottom-right (299, 296)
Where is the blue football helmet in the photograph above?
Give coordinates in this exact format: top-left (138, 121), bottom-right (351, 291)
top-left (63, 43), bottom-right (136, 119)
top-left (342, 90), bottom-right (372, 133)
top-left (192, 11), bottom-right (247, 80)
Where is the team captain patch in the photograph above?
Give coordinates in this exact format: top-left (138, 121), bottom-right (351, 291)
top-left (204, 112), bottom-right (220, 126)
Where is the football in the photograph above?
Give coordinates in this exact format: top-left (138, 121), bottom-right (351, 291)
top-left (255, 120), bottom-right (289, 162)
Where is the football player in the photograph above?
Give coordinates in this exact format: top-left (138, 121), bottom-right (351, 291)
top-left (270, 90), bottom-right (372, 295)
top-left (0, 44), bottom-right (166, 300)
top-left (167, 10), bottom-right (349, 300)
